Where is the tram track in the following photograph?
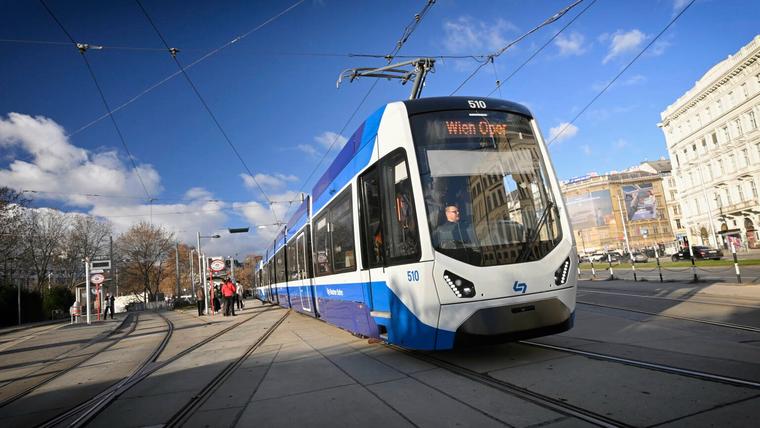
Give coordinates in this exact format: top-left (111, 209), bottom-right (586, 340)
top-left (43, 305), bottom-right (281, 428)
top-left (0, 313), bottom-right (136, 409)
top-left (579, 288), bottom-right (760, 310)
top-left (519, 340), bottom-right (760, 390)
top-left (576, 300), bottom-right (760, 333)
top-left (388, 344), bottom-right (631, 428)
top-left (164, 309), bottom-right (290, 428)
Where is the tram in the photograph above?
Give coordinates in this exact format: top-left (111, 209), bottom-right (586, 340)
top-left (254, 96), bottom-right (576, 350)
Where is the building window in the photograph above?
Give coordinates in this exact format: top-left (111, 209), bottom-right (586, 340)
top-left (735, 119), bottom-right (743, 136)
top-left (730, 154), bottom-right (737, 170)
top-left (676, 218), bottom-right (682, 229)
top-left (749, 111), bottom-right (757, 130)
top-left (714, 192), bottom-right (722, 208)
top-left (722, 126), bottom-right (729, 143)
top-left (751, 180), bottom-right (759, 199)
top-left (718, 159), bottom-right (725, 175)
top-left (728, 91), bottom-right (735, 105)
top-left (741, 83), bottom-right (748, 99)
top-left (737, 184), bottom-right (745, 202)
top-left (711, 132), bottom-right (718, 146)
top-left (742, 149), bottom-right (750, 168)
top-left (675, 154), bottom-right (680, 166)
top-left (726, 188), bottom-right (732, 205)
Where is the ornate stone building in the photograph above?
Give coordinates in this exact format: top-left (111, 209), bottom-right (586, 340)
top-left (659, 35), bottom-right (760, 249)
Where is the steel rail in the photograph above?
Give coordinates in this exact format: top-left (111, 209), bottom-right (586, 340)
top-left (0, 313), bottom-right (136, 409)
top-left (577, 301), bottom-right (760, 333)
top-left (579, 289), bottom-right (760, 310)
top-left (388, 345), bottom-right (630, 428)
top-left (43, 306), bottom-right (279, 427)
top-left (164, 310), bottom-right (290, 427)
top-left (520, 341), bottom-right (760, 390)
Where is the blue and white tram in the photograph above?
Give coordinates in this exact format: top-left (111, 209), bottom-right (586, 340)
top-left (255, 96), bottom-right (576, 350)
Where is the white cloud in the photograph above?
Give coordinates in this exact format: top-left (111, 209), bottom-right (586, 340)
top-left (240, 173), bottom-right (299, 192)
top-left (0, 112), bottom-right (274, 255)
top-left (297, 144), bottom-right (318, 156)
top-left (650, 40), bottom-right (671, 56)
top-left (314, 131), bottom-right (347, 149)
top-left (554, 32), bottom-right (586, 56)
top-left (548, 122), bottom-right (579, 143)
top-left (580, 144), bottom-right (592, 155)
top-left (442, 17), bottom-right (518, 54)
top-left (672, 0), bottom-right (690, 13)
top-left (0, 113), bottom-right (162, 205)
top-left (602, 29), bottom-right (646, 64)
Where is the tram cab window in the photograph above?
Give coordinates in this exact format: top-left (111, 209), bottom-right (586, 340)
top-left (314, 187), bottom-right (356, 276)
top-left (359, 150), bottom-right (421, 268)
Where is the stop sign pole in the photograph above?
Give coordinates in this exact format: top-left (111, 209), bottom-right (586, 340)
top-left (85, 257), bottom-right (91, 324)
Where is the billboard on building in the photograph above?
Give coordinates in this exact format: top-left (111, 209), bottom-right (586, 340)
top-left (622, 182), bottom-right (657, 221)
top-left (565, 190), bottom-right (613, 229)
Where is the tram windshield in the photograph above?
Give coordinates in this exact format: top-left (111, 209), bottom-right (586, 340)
top-left (411, 110), bottom-right (562, 266)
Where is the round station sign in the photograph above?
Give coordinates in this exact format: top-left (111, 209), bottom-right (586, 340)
top-left (91, 273), bottom-right (105, 284)
top-left (209, 259), bottom-right (226, 272)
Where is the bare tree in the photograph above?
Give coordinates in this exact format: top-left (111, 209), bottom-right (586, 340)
top-left (115, 222), bottom-right (174, 300)
top-left (0, 187), bottom-right (28, 284)
top-left (18, 208), bottom-right (69, 291)
top-left (158, 243), bottom-right (194, 297)
top-left (56, 215), bottom-right (112, 289)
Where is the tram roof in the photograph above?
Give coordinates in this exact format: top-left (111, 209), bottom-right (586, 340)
top-left (403, 96), bottom-right (533, 118)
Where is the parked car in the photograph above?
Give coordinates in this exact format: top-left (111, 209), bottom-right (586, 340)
top-left (621, 252), bottom-right (649, 263)
top-left (590, 252), bottom-right (620, 263)
top-left (671, 246), bottom-right (723, 261)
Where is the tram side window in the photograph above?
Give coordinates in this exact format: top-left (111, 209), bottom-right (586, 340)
top-left (381, 151), bottom-right (420, 263)
top-left (296, 233), bottom-right (307, 279)
top-left (275, 249), bottom-right (286, 283)
top-left (330, 189), bottom-right (356, 273)
top-left (314, 214), bottom-right (332, 276)
top-left (287, 240), bottom-right (298, 280)
top-left (314, 187), bottom-right (356, 276)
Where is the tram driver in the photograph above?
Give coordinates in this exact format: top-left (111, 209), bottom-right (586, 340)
top-left (436, 204), bottom-right (473, 250)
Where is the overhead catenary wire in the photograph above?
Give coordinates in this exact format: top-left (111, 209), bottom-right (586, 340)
top-left (134, 0), bottom-right (306, 226)
top-left (486, 0), bottom-right (597, 97)
top-left (38, 0), bottom-right (153, 202)
top-left (546, 0), bottom-right (696, 146)
top-left (450, 0), bottom-right (585, 96)
top-left (65, 0), bottom-right (306, 138)
top-left (282, 0), bottom-right (437, 223)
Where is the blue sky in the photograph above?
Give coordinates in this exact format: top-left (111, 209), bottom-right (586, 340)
top-left (1, 0), bottom-right (759, 255)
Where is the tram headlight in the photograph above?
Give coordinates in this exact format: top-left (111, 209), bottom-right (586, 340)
top-left (443, 271), bottom-right (475, 298)
top-left (554, 257), bottom-right (571, 285)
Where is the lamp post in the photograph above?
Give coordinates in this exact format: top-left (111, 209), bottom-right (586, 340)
top-left (196, 232), bottom-right (220, 315)
top-left (189, 249), bottom-right (196, 297)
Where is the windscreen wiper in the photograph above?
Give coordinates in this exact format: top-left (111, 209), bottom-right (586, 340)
top-left (517, 201), bottom-right (554, 263)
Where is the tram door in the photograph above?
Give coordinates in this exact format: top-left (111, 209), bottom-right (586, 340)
top-left (292, 230), bottom-right (315, 315)
top-left (359, 150), bottom-right (422, 339)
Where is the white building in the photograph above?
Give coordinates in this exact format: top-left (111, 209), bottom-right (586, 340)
top-left (659, 35), bottom-right (760, 249)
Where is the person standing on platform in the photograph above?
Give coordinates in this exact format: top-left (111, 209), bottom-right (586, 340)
top-left (195, 286), bottom-right (205, 316)
top-left (103, 292), bottom-right (115, 319)
top-left (236, 281), bottom-right (244, 310)
top-left (221, 278), bottom-right (236, 316)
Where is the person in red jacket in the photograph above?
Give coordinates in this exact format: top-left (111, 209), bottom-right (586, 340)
top-left (221, 278), bottom-right (237, 316)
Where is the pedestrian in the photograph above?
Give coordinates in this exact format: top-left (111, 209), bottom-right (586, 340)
top-left (222, 278), bottom-right (236, 316)
top-left (236, 281), bottom-right (244, 310)
top-left (103, 292), bottom-right (115, 319)
top-left (195, 285), bottom-right (205, 316)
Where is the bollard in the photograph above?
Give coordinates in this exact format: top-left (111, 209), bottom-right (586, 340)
top-left (688, 245), bottom-right (698, 282)
top-left (608, 254), bottom-right (614, 280)
top-left (732, 245), bottom-right (741, 283)
top-left (631, 256), bottom-right (637, 282)
top-left (590, 259), bottom-right (596, 280)
top-left (654, 247), bottom-right (663, 283)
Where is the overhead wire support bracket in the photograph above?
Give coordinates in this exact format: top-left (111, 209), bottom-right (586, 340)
top-left (336, 57), bottom-right (435, 100)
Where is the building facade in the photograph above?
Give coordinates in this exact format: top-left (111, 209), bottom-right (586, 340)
top-left (659, 35), bottom-right (760, 249)
top-left (562, 170), bottom-right (675, 255)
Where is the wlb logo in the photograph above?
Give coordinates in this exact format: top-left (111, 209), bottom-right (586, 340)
top-left (513, 281), bottom-right (527, 294)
